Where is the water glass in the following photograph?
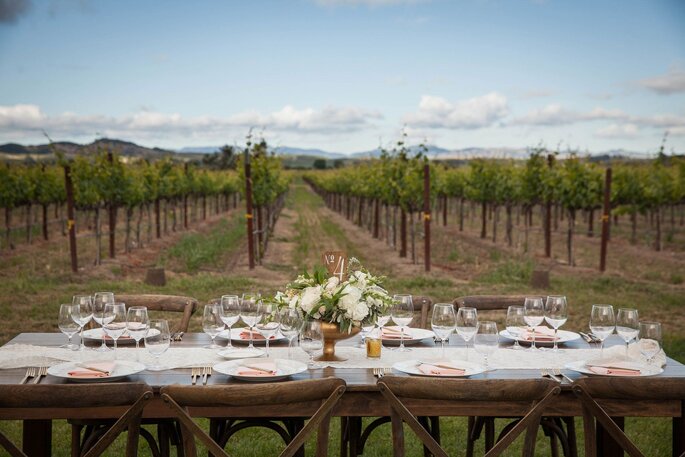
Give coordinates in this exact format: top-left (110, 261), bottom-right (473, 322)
top-left (300, 320), bottom-right (323, 367)
top-left (202, 303), bottom-right (224, 349)
top-left (71, 295), bottom-right (93, 351)
top-left (278, 308), bottom-right (303, 358)
top-left (456, 307), bottom-right (478, 361)
top-left (506, 306), bottom-right (525, 350)
top-left (523, 297), bottom-right (544, 351)
top-left (544, 295), bottom-right (568, 352)
top-left (58, 304), bottom-right (80, 350)
top-left (255, 302), bottom-right (280, 357)
top-left (126, 306), bottom-right (149, 361)
top-left (474, 321), bottom-right (499, 370)
top-left (219, 295), bottom-right (241, 349)
top-left (102, 303), bottom-right (127, 358)
top-left (145, 319), bottom-right (170, 371)
top-left (431, 303), bottom-right (456, 360)
top-left (240, 293), bottom-right (261, 349)
top-left (616, 308), bottom-right (639, 359)
top-left (589, 304), bottom-right (615, 359)
top-left (392, 294), bottom-right (414, 352)
top-left (92, 292), bottom-right (115, 352)
top-left (638, 321), bottom-right (661, 365)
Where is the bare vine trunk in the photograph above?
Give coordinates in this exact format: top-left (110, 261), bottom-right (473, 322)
top-left (567, 208), bottom-right (576, 266)
top-left (94, 207), bottom-right (102, 266)
top-left (505, 205), bottom-right (513, 247)
top-left (654, 207), bottom-right (662, 252)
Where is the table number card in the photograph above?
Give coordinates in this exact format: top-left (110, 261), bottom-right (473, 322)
top-left (322, 251), bottom-right (347, 281)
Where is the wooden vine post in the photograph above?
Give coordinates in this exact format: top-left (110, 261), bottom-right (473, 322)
top-left (107, 152), bottom-right (116, 259)
top-left (599, 167), bottom-right (612, 272)
top-left (64, 165), bottom-right (78, 273)
top-left (244, 149), bottom-right (255, 270)
top-left (544, 154), bottom-right (554, 257)
top-left (423, 164), bottom-right (431, 272)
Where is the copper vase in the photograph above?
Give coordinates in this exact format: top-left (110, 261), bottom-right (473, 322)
top-left (316, 321), bottom-right (360, 362)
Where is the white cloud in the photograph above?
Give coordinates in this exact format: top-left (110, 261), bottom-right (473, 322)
top-left (638, 68), bottom-right (685, 95)
top-left (595, 123), bottom-right (640, 139)
top-left (403, 93), bottom-right (509, 129)
top-left (513, 104), bottom-right (629, 126)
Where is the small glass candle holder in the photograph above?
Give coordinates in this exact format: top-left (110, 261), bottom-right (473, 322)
top-left (366, 328), bottom-right (382, 358)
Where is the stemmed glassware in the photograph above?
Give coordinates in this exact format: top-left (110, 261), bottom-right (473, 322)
top-left (71, 295), bottom-right (93, 351)
top-left (240, 293), bottom-right (261, 350)
top-left (219, 295), bottom-right (241, 349)
top-left (589, 304), bottom-right (615, 359)
top-left (202, 303), bottom-right (224, 349)
top-left (300, 320), bottom-right (323, 367)
top-left (278, 308), bottom-right (303, 359)
top-left (102, 303), bottom-right (127, 358)
top-left (126, 306), bottom-right (149, 361)
top-left (506, 306), bottom-right (525, 350)
top-left (255, 302), bottom-right (280, 357)
top-left (92, 292), bottom-right (115, 352)
top-left (456, 307), bottom-right (478, 361)
top-left (638, 321), bottom-right (662, 366)
top-left (358, 317), bottom-right (376, 348)
top-left (523, 297), bottom-right (544, 351)
top-left (145, 319), bottom-right (170, 371)
top-left (391, 294), bottom-right (414, 352)
top-left (474, 321), bottom-right (499, 371)
top-left (544, 295), bottom-right (568, 352)
top-left (58, 304), bottom-right (80, 350)
top-left (376, 308), bottom-right (392, 349)
top-left (431, 303), bottom-right (456, 360)
top-left (616, 308), bottom-right (639, 359)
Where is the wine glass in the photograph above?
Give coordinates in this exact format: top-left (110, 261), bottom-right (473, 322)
top-left (92, 292), bottom-right (115, 352)
top-left (278, 308), bottom-right (303, 358)
top-left (616, 308), bottom-right (639, 359)
top-left (71, 295), bottom-right (93, 351)
top-left (376, 308), bottom-right (392, 349)
top-left (219, 295), bottom-right (241, 349)
top-left (391, 294), bottom-right (414, 352)
top-left (456, 307), bottom-right (478, 361)
top-left (589, 304), bottom-right (615, 360)
top-left (102, 303), bottom-right (127, 358)
top-left (255, 302), bottom-right (280, 358)
top-left (474, 321), bottom-right (499, 371)
top-left (358, 316), bottom-right (376, 348)
top-left (240, 293), bottom-right (261, 350)
top-left (202, 303), bottom-right (224, 349)
top-left (506, 306), bottom-right (525, 350)
top-left (145, 319), bottom-right (170, 371)
top-left (544, 295), bottom-right (568, 353)
top-left (58, 304), bottom-right (80, 350)
top-left (126, 306), bottom-right (149, 361)
top-left (523, 297), bottom-right (544, 351)
top-left (638, 321), bottom-right (662, 365)
top-left (431, 303), bottom-right (456, 360)
top-left (300, 320), bottom-right (323, 367)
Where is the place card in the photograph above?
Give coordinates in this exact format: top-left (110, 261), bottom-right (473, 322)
top-left (322, 251), bottom-right (347, 281)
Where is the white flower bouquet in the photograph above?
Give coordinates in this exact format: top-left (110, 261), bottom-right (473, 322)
top-left (269, 258), bottom-right (393, 332)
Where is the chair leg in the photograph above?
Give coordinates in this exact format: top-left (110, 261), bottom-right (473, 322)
top-left (340, 418), bottom-right (349, 457)
top-left (391, 411), bottom-right (406, 457)
top-left (71, 424), bottom-right (83, 457)
top-left (563, 417), bottom-right (578, 457)
top-left (466, 417), bottom-right (476, 457)
top-left (484, 418), bottom-right (495, 452)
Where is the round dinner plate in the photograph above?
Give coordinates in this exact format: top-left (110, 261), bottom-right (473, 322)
top-left (392, 359), bottom-right (486, 378)
top-left (218, 328), bottom-right (287, 346)
top-left (382, 328), bottom-right (435, 346)
top-left (81, 328), bottom-right (160, 345)
top-left (47, 360), bottom-right (146, 383)
top-left (499, 329), bottom-right (580, 347)
top-left (213, 358), bottom-right (307, 382)
top-left (217, 347), bottom-right (265, 360)
top-left (564, 359), bottom-right (663, 377)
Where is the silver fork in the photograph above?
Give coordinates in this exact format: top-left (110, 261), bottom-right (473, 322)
top-left (202, 366), bottom-right (212, 385)
top-left (191, 367), bottom-right (200, 385)
top-left (33, 367), bottom-right (47, 384)
top-left (372, 368), bottom-right (382, 378)
top-left (20, 367), bottom-right (35, 384)
top-left (541, 369), bottom-right (561, 383)
top-left (552, 368), bottom-right (574, 383)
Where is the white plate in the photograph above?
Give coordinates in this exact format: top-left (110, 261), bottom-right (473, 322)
top-left (565, 359), bottom-right (663, 377)
top-left (219, 328), bottom-right (287, 346)
top-left (217, 347), bottom-right (265, 360)
top-left (213, 358), bottom-right (307, 382)
top-left (81, 328), bottom-right (160, 345)
top-left (499, 329), bottom-right (580, 347)
top-left (382, 328), bottom-right (435, 346)
top-left (392, 359), bottom-right (486, 377)
top-left (47, 360), bottom-right (146, 383)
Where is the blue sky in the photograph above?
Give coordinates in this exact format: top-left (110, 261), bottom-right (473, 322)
top-left (1, 0), bottom-right (684, 154)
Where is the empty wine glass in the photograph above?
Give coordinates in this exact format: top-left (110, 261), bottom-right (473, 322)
top-left (377, 309), bottom-right (392, 349)
top-left (219, 295), bottom-right (241, 349)
top-left (638, 321), bottom-right (662, 365)
top-left (71, 295), bottom-right (93, 351)
top-left (92, 292), bottom-right (115, 352)
top-left (616, 308), bottom-right (639, 359)
top-left (240, 293), bottom-right (261, 350)
top-left (544, 295), bottom-right (568, 353)
top-left (126, 306), bottom-right (149, 361)
top-left (202, 303), bottom-right (224, 349)
top-left (358, 316), bottom-right (376, 348)
top-left (102, 303), bottom-right (127, 358)
top-left (431, 303), bottom-right (456, 360)
top-left (392, 294), bottom-right (414, 352)
top-left (300, 320), bottom-right (323, 367)
top-left (589, 304), bottom-right (615, 359)
top-left (506, 306), bottom-right (525, 350)
top-left (145, 319), bottom-right (170, 371)
top-left (474, 321), bottom-right (499, 371)
top-left (456, 307), bottom-right (478, 361)
top-left (523, 297), bottom-right (544, 351)
top-left (278, 308), bottom-right (304, 358)
top-left (58, 304), bottom-right (80, 350)
top-left (255, 302), bottom-right (280, 357)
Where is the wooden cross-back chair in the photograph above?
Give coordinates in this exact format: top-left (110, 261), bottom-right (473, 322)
top-left (572, 377), bottom-right (685, 457)
top-left (115, 294), bottom-right (199, 334)
top-left (0, 383), bottom-right (152, 457)
top-left (160, 378), bottom-right (346, 457)
top-left (377, 377), bottom-right (561, 457)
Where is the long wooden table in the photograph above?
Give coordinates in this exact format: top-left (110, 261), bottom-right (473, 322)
top-left (1, 332), bottom-right (684, 456)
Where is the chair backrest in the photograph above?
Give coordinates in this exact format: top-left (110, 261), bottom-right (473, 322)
top-left (378, 377), bottom-right (560, 457)
top-left (414, 296), bottom-right (433, 329)
top-left (115, 294), bottom-right (198, 333)
top-left (161, 377), bottom-right (346, 457)
top-left (453, 295), bottom-right (530, 311)
top-left (0, 383), bottom-right (152, 457)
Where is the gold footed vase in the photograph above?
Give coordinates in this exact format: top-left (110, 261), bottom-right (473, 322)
top-left (316, 322), bottom-right (360, 362)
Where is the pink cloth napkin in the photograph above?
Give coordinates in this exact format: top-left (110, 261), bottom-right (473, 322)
top-left (104, 334), bottom-right (132, 341)
top-left (237, 362), bottom-right (278, 376)
top-left (239, 330), bottom-right (275, 340)
top-left (587, 361), bottom-right (641, 376)
top-left (382, 327), bottom-right (412, 339)
top-left (68, 361), bottom-right (117, 378)
top-left (521, 326), bottom-right (558, 342)
top-left (418, 362), bottom-right (466, 376)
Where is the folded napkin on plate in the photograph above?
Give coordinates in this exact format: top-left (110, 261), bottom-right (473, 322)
top-left (236, 362), bottom-right (278, 376)
top-left (239, 330), bottom-right (275, 340)
top-left (103, 334), bottom-right (132, 341)
top-left (382, 326), bottom-right (412, 339)
top-left (521, 326), bottom-right (558, 342)
top-left (68, 361), bottom-right (117, 378)
top-left (418, 362), bottom-right (466, 376)
top-left (586, 360), bottom-right (641, 376)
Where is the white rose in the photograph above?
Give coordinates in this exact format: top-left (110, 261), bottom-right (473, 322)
top-left (300, 286), bottom-right (323, 313)
top-left (339, 285), bottom-right (362, 312)
top-left (353, 271), bottom-right (367, 289)
top-left (349, 300), bottom-right (369, 321)
top-left (325, 276), bottom-right (340, 292)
